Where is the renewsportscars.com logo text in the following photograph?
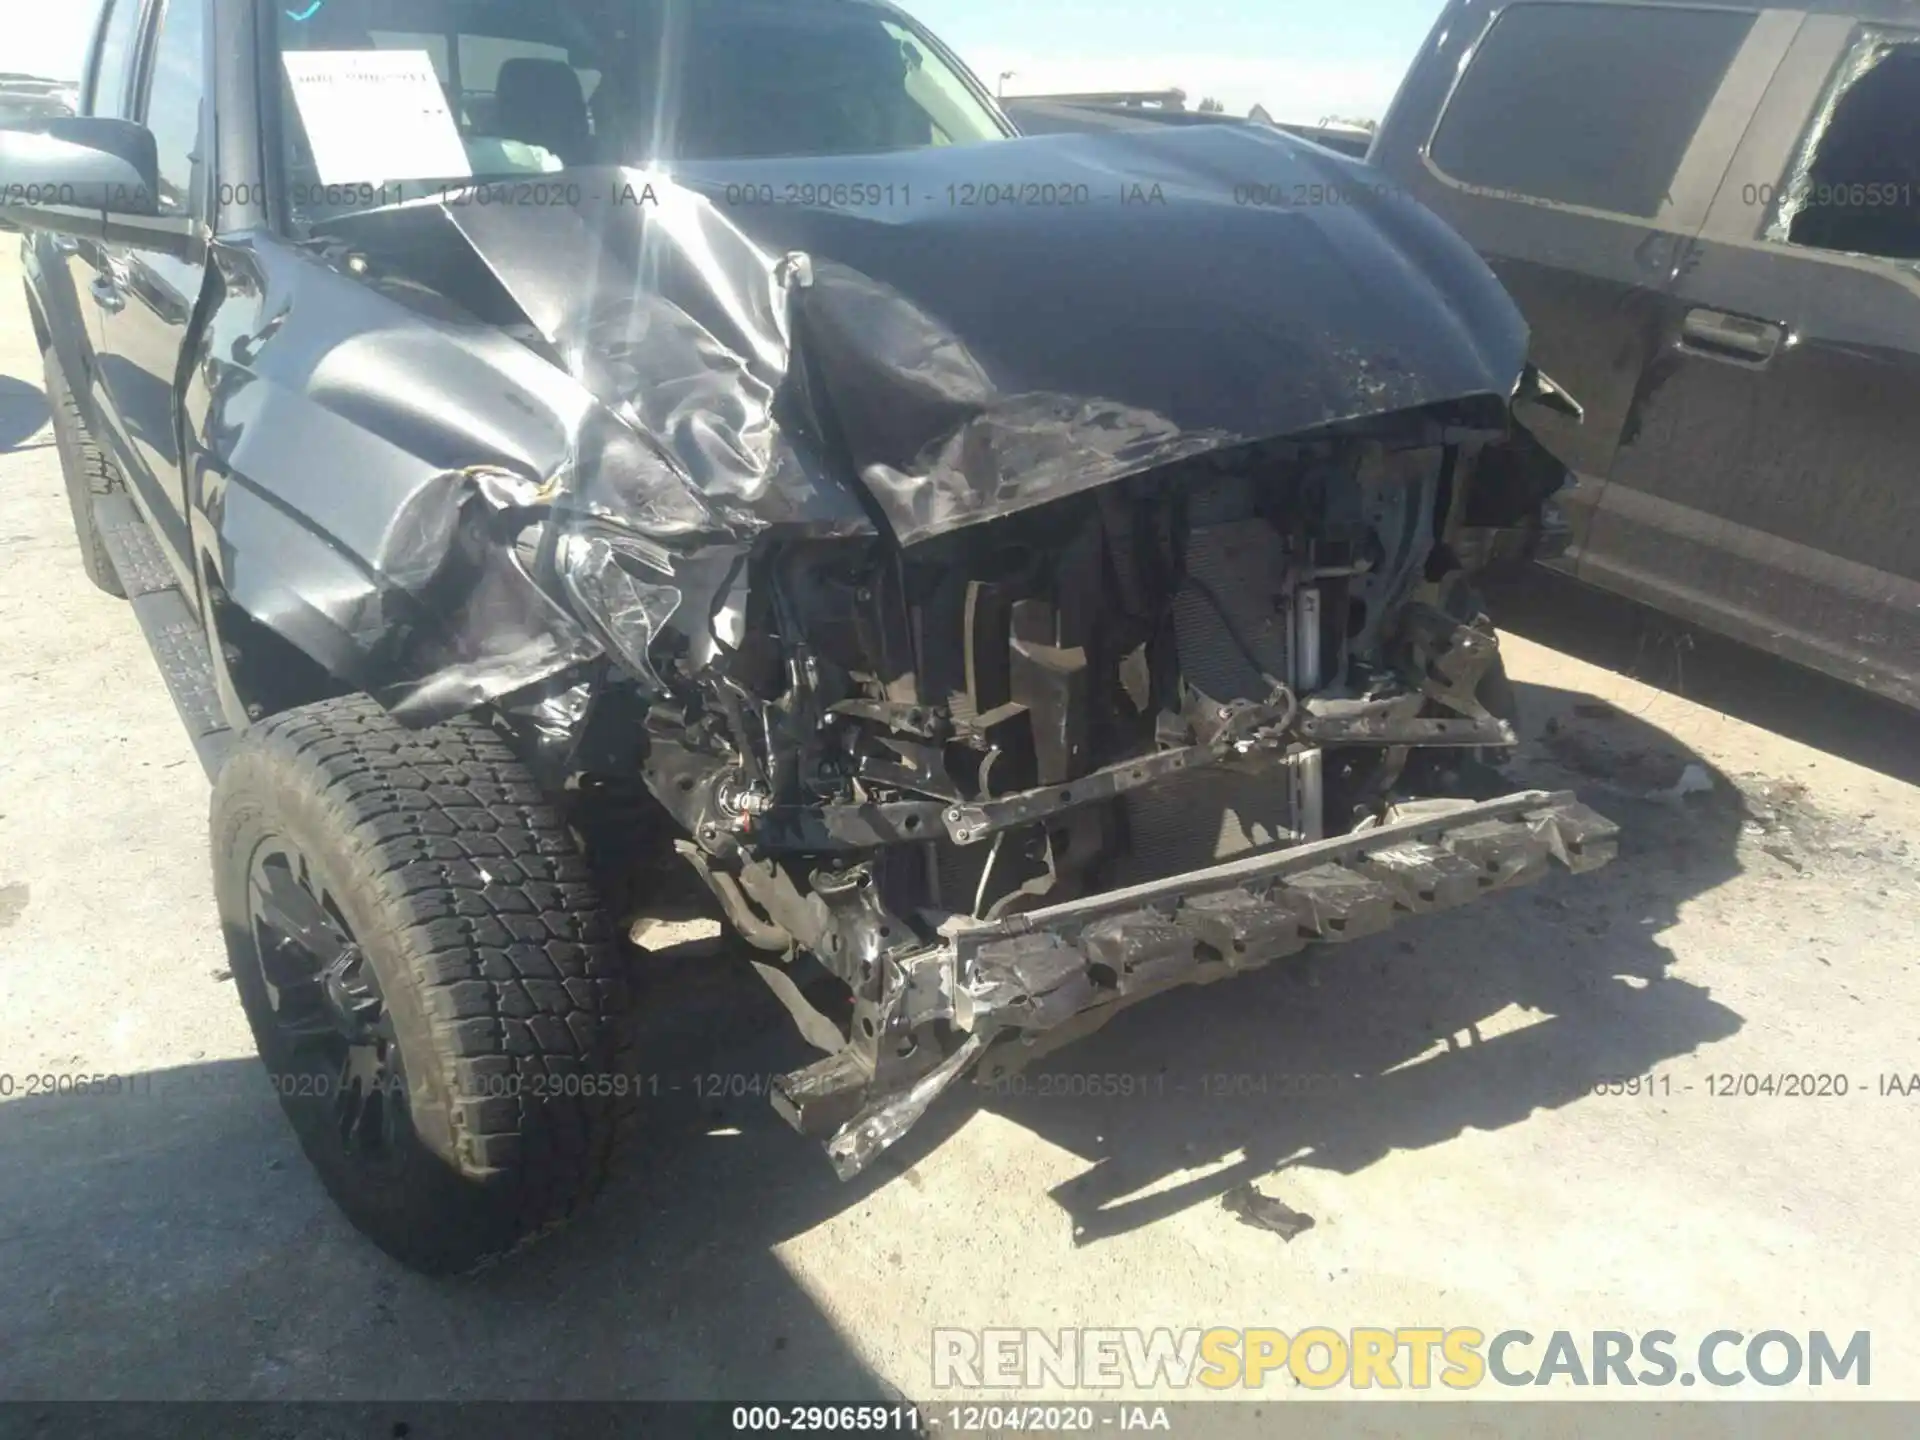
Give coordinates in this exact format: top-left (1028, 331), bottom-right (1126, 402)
top-left (932, 1328), bottom-right (1871, 1391)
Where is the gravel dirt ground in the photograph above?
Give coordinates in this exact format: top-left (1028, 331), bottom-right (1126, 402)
top-left (1, 246), bottom-right (1917, 1420)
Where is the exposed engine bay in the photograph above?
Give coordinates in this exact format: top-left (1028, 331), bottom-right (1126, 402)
top-left (528, 409), bottom-right (1612, 1175)
top-left (634, 426), bottom-right (1484, 888)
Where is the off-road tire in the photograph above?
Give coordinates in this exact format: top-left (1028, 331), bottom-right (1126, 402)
top-left (211, 695), bottom-right (637, 1274)
top-left (42, 346), bottom-right (125, 598)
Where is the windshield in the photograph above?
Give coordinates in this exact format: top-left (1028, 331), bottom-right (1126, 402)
top-left (273, 0), bottom-right (1009, 224)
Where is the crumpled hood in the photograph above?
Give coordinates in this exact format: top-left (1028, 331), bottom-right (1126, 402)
top-left (326, 124), bottom-right (1530, 545)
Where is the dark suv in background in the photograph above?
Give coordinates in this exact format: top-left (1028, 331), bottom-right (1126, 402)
top-left (1372, 0), bottom-right (1920, 709)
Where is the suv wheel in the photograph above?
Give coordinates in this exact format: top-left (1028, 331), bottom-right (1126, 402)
top-left (43, 346), bottom-right (125, 598)
top-left (211, 695), bottom-right (636, 1273)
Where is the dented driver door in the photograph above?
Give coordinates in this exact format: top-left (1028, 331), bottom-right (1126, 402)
top-left (1590, 14), bottom-right (1920, 708)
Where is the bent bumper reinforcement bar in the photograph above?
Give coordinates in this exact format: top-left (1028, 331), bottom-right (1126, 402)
top-left (771, 790), bottom-right (1618, 1177)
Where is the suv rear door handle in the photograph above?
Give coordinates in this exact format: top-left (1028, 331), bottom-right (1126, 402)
top-left (1678, 308), bottom-right (1784, 365)
top-left (90, 255), bottom-right (131, 313)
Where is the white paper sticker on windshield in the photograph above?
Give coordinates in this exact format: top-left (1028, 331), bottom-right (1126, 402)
top-left (282, 50), bottom-right (472, 186)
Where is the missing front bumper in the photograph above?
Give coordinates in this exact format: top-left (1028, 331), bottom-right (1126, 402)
top-left (772, 790), bottom-right (1617, 1177)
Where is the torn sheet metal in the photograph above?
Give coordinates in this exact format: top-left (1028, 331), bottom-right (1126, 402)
top-left (319, 177), bottom-right (874, 543)
top-left (805, 790), bottom-right (1619, 1178)
top-left (212, 122), bottom-right (1531, 724)
top-left (555, 530), bottom-right (683, 691)
top-left (1221, 1183), bottom-right (1317, 1241)
top-left (825, 1030), bottom-right (989, 1179)
top-left (208, 429), bottom-right (602, 725)
top-left (321, 123), bottom-right (1530, 549)
top-left (735, 128), bottom-right (1531, 543)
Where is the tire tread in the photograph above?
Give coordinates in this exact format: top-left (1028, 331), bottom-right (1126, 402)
top-left (215, 695), bottom-right (638, 1271)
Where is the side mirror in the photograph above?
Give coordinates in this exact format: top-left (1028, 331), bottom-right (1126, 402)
top-left (1514, 363), bottom-right (1585, 423)
top-left (0, 116), bottom-right (164, 241)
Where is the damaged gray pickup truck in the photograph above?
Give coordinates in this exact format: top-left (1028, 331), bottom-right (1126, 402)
top-left (2, 0), bottom-right (1614, 1273)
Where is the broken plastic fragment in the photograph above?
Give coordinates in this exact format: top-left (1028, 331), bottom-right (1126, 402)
top-left (556, 531), bottom-right (682, 692)
top-left (1221, 1183), bottom-right (1316, 1241)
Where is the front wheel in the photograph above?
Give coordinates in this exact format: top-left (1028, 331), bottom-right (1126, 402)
top-left (211, 695), bottom-right (637, 1273)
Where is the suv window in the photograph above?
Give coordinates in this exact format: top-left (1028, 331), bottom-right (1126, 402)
top-left (1431, 2), bottom-right (1756, 218)
top-left (140, 0), bottom-right (208, 216)
top-left (1778, 33), bottom-right (1920, 261)
top-left (85, 0), bottom-right (146, 119)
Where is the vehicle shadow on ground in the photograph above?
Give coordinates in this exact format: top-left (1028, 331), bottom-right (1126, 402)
top-left (0, 687), bottom-right (1746, 1403)
top-left (962, 678), bottom-right (1750, 1244)
top-left (0, 375), bottom-right (49, 452)
top-left (1486, 566), bottom-right (1920, 788)
top-left (0, 939), bottom-right (921, 1405)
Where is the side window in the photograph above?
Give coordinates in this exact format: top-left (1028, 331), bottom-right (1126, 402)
top-left (1774, 31), bottom-right (1920, 261)
top-left (140, 0), bottom-right (208, 217)
top-left (881, 21), bottom-right (986, 146)
top-left (1431, 2), bottom-right (1756, 218)
top-left (85, 0), bottom-right (146, 120)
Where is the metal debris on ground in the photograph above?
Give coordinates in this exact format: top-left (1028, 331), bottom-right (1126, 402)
top-left (1222, 1183), bottom-right (1317, 1240)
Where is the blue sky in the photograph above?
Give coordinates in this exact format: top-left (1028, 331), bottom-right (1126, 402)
top-left (0, 0), bottom-right (1442, 123)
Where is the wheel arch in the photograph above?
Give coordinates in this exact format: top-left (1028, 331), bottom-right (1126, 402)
top-left (201, 564), bottom-right (355, 728)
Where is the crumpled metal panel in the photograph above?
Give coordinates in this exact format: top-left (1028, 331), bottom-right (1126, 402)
top-left (1182, 889), bottom-right (1308, 967)
top-left (417, 185), bottom-right (872, 539)
top-left (203, 122), bottom-right (1530, 720)
top-left (958, 932), bottom-right (1099, 1032)
top-left (1358, 841), bottom-right (1487, 913)
top-left (554, 531), bottom-right (683, 692)
top-left (942, 790), bottom-right (1620, 1041)
top-left (823, 1031), bottom-right (989, 1182)
top-left (1525, 799), bottom-right (1620, 874)
top-left (430, 126), bottom-right (1531, 546)
top-left (1081, 913), bottom-right (1199, 993)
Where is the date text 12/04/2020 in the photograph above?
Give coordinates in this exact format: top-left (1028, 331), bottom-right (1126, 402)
top-left (1588, 1073), bottom-right (1920, 1098)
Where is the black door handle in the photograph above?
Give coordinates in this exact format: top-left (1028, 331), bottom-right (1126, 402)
top-left (1678, 308), bottom-right (1784, 364)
